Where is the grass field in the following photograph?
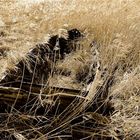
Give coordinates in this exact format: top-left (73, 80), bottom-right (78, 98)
top-left (0, 0), bottom-right (140, 139)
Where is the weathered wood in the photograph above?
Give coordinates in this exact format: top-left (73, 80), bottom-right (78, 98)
top-left (0, 85), bottom-right (82, 104)
top-left (0, 30), bottom-right (116, 139)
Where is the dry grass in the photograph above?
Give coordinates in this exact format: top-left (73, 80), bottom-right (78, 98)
top-left (0, 0), bottom-right (140, 139)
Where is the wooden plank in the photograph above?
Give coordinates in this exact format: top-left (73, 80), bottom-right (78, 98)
top-left (0, 84), bottom-right (82, 104)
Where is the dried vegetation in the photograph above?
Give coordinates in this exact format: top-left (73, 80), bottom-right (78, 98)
top-left (0, 0), bottom-right (140, 139)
